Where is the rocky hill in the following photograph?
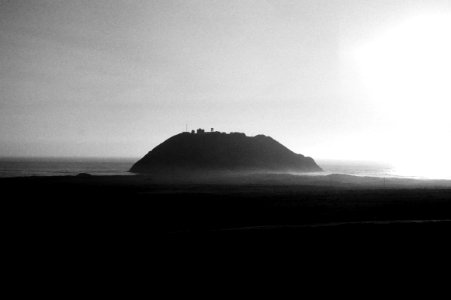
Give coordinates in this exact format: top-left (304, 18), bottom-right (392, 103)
top-left (130, 131), bottom-right (322, 174)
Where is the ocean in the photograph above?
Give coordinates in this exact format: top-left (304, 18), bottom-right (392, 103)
top-left (0, 157), bottom-right (136, 178)
top-left (0, 157), bottom-right (445, 180)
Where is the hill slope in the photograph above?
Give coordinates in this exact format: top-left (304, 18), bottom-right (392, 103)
top-left (130, 132), bottom-right (322, 174)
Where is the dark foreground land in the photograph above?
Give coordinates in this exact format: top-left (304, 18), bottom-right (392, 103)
top-left (4, 174), bottom-right (451, 234)
top-left (3, 173), bottom-right (451, 274)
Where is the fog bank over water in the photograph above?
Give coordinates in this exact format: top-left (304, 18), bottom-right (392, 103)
top-left (0, 157), bottom-right (450, 181)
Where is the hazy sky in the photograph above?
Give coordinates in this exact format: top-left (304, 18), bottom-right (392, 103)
top-left (1, 1), bottom-right (450, 170)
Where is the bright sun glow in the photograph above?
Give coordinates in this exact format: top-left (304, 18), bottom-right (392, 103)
top-left (353, 13), bottom-right (451, 179)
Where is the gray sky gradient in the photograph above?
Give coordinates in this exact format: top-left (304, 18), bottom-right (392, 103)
top-left (1, 0), bottom-right (450, 161)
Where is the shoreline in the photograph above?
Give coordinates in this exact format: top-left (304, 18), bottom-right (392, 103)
top-left (2, 172), bottom-right (451, 186)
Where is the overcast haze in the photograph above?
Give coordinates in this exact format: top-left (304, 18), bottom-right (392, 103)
top-left (1, 1), bottom-right (450, 175)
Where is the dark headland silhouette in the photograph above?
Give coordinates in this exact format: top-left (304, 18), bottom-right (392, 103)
top-left (130, 129), bottom-right (322, 174)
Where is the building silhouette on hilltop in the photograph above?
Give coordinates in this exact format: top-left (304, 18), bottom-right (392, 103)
top-left (190, 128), bottom-right (215, 134)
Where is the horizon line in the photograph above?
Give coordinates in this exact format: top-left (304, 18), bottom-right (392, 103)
top-left (0, 155), bottom-right (390, 164)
